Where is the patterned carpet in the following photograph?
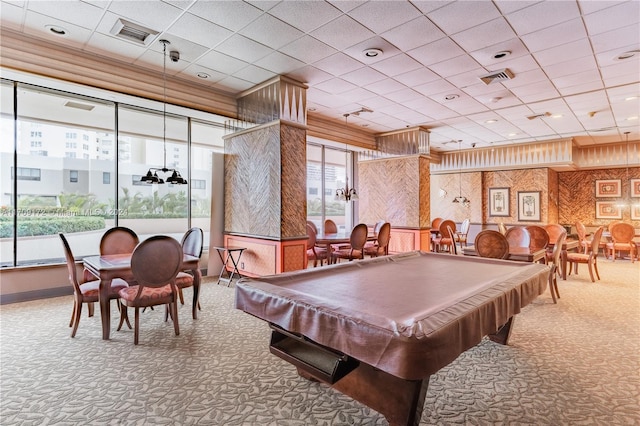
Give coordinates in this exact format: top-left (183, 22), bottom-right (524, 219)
top-left (1, 257), bottom-right (639, 425)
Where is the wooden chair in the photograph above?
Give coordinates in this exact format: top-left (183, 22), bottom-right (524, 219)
top-left (324, 219), bottom-right (338, 233)
top-left (175, 227), bottom-right (203, 308)
top-left (605, 222), bottom-right (636, 262)
top-left (525, 225), bottom-right (549, 254)
top-left (474, 230), bottom-right (509, 259)
top-left (306, 224), bottom-right (328, 267)
top-left (434, 220), bottom-right (456, 253)
top-left (497, 222), bottom-right (507, 235)
top-left (547, 231), bottom-right (567, 303)
top-left (117, 235), bottom-right (183, 345)
top-left (364, 222), bottom-right (391, 258)
top-left (100, 226), bottom-right (139, 255)
top-left (430, 217), bottom-right (443, 251)
top-left (364, 220), bottom-right (386, 251)
top-left (568, 227), bottom-right (604, 282)
top-left (306, 220), bottom-right (318, 235)
top-left (505, 226), bottom-right (531, 248)
top-left (454, 218), bottom-right (470, 248)
top-left (447, 225), bottom-right (458, 255)
top-left (59, 233), bottom-right (129, 337)
top-left (331, 223), bottom-right (368, 263)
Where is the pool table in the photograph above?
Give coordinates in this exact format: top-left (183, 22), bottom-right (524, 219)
top-left (235, 251), bottom-right (550, 426)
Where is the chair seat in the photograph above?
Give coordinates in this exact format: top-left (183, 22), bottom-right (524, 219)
top-left (79, 278), bottom-right (128, 298)
top-left (119, 284), bottom-right (174, 307)
top-left (566, 253), bottom-right (589, 262)
top-left (175, 271), bottom-right (194, 288)
top-left (332, 248), bottom-right (364, 259)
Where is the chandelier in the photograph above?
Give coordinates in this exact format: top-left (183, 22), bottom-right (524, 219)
top-left (452, 140), bottom-right (470, 207)
top-left (141, 39), bottom-right (187, 185)
top-left (335, 113), bottom-right (358, 202)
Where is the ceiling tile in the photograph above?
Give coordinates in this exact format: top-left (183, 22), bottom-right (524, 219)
top-left (312, 52), bottom-right (364, 76)
top-left (198, 50), bottom-right (249, 74)
top-left (267, 1), bottom-right (343, 33)
top-left (533, 39), bottom-right (593, 67)
top-left (394, 68), bottom-right (440, 87)
top-left (310, 15), bottom-right (375, 51)
top-left (366, 78), bottom-right (407, 96)
top-left (407, 37), bottom-right (466, 67)
top-left (468, 38), bottom-right (530, 67)
top-left (426, 1), bottom-right (501, 35)
top-left (285, 65), bottom-right (334, 86)
top-left (254, 51), bottom-right (306, 75)
top-left (544, 56), bottom-right (598, 80)
top-left (85, 32), bottom-right (148, 62)
top-left (27, 0), bottom-right (104, 29)
top-left (167, 13), bottom-right (233, 48)
top-left (341, 67), bottom-right (387, 86)
top-left (188, 1), bottom-right (263, 32)
top-left (106, 0), bottom-right (184, 31)
top-left (583, 1), bottom-right (640, 36)
top-left (590, 24), bottom-right (640, 55)
top-left (381, 16), bottom-right (445, 51)
top-left (369, 53), bottom-right (423, 77)
top-left (347, 1), bottom-right (422, 34)
top-left (233, 65), bottom-right (277, 84)
top-left (23, 11), bottom-right (93, 47)
top-left (211, 76), bottom-right (254, 93)
top-left (520, 18), bottom-right (587, 53)
top-left (505, 1), bottom-right (581, 35)
top-left (313, 78), bottom-right (359, 95)
top-left (429, 54), bottom-right (482, 79)
top-left (450, 18), bottom-right (516, 52)
top-left (214, 34), bottom-right (272, 63)
top-left (239, 13), bottom-right (304, 50)
top-left (279, 36), bottom-right (337, 65)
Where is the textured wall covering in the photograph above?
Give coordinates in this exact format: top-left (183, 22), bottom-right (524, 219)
top-left (224, 122), bottom-right (306, 239)
top-left (430, 172), bottom-right (482, 224)
top-left (483, 168), bottom-right (550, 224)
top-left (359, 155), bottom-right (430, 228)
top-left (559, 167), bottom-right (640, 227)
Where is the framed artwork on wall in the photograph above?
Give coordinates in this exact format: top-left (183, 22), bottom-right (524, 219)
top-left (595, 179), bottom-right (621, 197)
top-left (489, 187), bottom-right (510, 217)
top-left (517, 191), bottom-right (541, 222)
top-left (595, 201), bottom-right (622, 219)
top-left (631, 179), bottom-right (640, 198)
top-left (632, 204), bottom-right (640, 220)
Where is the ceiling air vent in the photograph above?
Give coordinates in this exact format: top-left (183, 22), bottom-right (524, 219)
top-left (478, 68), bottom-right (515, 85)
top-left (64, 101), bottom-right (94, 111)
top-left (110, 19), bottom-right (158, 46)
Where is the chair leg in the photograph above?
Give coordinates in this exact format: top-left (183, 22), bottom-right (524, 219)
top-left (548, 274), bottom-right (557, 304)
top-left (134, 307), bottom-right (140, 345)
top-left (88, 302), bottom-right (94, 317)
top-left (69, 300), bottom-right (77, 328)
top-left (171, 302), bottom-right (180, 336)
top-left (178, 288), bottom-right (185, 305)
top-left (70, 300), bottom-right (82, 337)
top-left (587, 262), bottom-right (596, 282)
top-left (117, 303), bottom-right (131, 331)
top-left (593, 261), bottom-right (600, 281)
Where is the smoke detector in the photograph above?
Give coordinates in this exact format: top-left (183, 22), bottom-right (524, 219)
top-left (478, 68), bottom-right (515, 85)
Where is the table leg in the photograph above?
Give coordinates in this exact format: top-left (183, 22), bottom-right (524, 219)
top-left (298, 363), bottom-right (429, 426)
top-left (561, 250), bottom-right (568, 280)
top-left (487, 316), bottom-right (515, 345)
top-left (227, 251), bottom-right (242, 282)
top-left (99, 278), bottom-right (112, 340)
top-left (191, 268), bottom-right (202, 319)
top-left (216, 249), bottom-right (228, 285)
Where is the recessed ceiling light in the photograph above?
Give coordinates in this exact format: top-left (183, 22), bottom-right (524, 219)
top-left (196, 72), bottom-right (210, 79)
top-left (362, 123), bottom-right (369, 127)
top-left (627, 116), bottom-right (638, 121)
top-left (444, 94), bottom-right (459, 101)
top-left (45, 25), bottom-right (67, 36)
top-left (508, 133), bottom-right (518, 137)
top-left (625, 96), bottom-right (638, 101)
top-left (616, 50), bottom-right (639, 60)
top-left (493, 50), bottom-right (511, 59)
top-left (551, 114), bottom-right (563, 118)
top-left (485, 119), bottom-right (498, 124)
top-left (363, 48), bottom-right (383, 58)
top-left (307, 107), bottom-right (317, 112)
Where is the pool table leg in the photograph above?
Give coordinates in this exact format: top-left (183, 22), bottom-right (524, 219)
top-left (298, 363), bottom-right (429, 426)
top-left (487, 316), bottom-right (515, 345)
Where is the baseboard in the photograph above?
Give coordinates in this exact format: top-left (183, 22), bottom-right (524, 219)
top-left (0, 286), bottom-right (72, 305)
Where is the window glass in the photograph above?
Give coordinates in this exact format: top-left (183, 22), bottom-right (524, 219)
top-left (0, 81), bottom-right (15, 265)
top-left (14, 84), bottom-right (115, 264)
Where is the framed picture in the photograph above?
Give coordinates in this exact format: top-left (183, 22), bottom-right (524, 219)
top-left (595, 201), bottom-right (622, 219)
top-left (595, 179), bottom-right (621, 197)
top-left (489, 187), bottom-right (510, 217)
top-left (631, 204), bottom-right (640, 221)
top-left (517, 191), bottom-right (541, 222)
top-left (631, 179), bottom-right (640, 198)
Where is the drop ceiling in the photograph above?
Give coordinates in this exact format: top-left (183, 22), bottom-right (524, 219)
top-left (1, 0), bottom-right (639, 151)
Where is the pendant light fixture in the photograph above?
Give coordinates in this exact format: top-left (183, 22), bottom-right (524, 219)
top-left (140, 39), bottom-right (187, 185)
top-left (452, 140), bottom-right (470, 206)
top-left (335, 113), bottom-right (358, 202)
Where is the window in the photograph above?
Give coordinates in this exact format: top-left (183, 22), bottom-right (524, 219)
top-left (69, 170), bottom-right (78, 183)
top-left (309, 187), bottom-right (318, 195)
top-left (192, 179), bottom-right (206, 189)
top-left (12, 167), bottom-right (41, 181)
top-left (132, 175), bottom-right (146, 185)
top-left (30, 141), bottom-right (42, 147)
top-left (65, 132), bottom-right (77, 139)
top-left (103, 172), bottom-right (110, 184)
top-left (65, 152), bottom-right (76, 158)
top-left (82, 144), bottom-right (89, 150)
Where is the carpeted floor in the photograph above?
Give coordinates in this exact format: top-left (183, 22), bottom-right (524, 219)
top-left (1, 257), bottom-right (639, 425)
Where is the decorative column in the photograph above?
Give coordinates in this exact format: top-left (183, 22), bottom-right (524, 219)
top-left (223, 76), bottom-right (308, 275)
top-left (359, 127), bottom-right (433, 252)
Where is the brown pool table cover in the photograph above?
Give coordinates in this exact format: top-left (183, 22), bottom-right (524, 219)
top-left (235, 251), bottom-right (550, 380)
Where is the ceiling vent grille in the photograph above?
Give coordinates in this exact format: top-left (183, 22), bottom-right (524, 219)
top-left (110, 19), bottom-right (158, 46)
top-left (478, 68), bottom-right (515, 85)
top-left (64, 101), bottom-right (94, 111)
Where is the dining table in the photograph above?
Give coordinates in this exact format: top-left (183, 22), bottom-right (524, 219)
top-left (463, 246), bottom-right (547, 263)
top-left (83, 252), bottom-right (201, 340)
top-left (547, 239), bottom-right (580, 279)
top-left (315, 231), bottom-right (377, 262)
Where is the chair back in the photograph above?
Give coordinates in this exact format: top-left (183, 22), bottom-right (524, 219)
top-left (474, 230), bottom-right (509, 259)
top-left (610, 222), bottom-right (635, 243)
top-left (349, 223), bottom-right (369, 250)
top-left (130, 236), bottom-right (183, 293)
top-left (550, 231), bottom-right (567, 268)
top-left (181, 227), bottom-right (203, 258)
top-left (306, 224), bottom-right (317, 249)
top-left (324, 219), bottom-right (338, 233)
top-left (460, 218), bottom-right (470, 234)
top-left (376, 222), bottom-right (391, 254)
top-left (525, 225), bottom-right (549, 251)
top-left (59, 233), bottom-right (81, 293)
top-left (431, 217), bottom-right (443, 229)
top-left (608, 220), bottom-right (622, 232)
top-left (505, 226), bottom-right (530, 248)
top-left (590, 226), bottom-right (604, 257)
top-left (497, 222), bottom-right (507, 235)
top-left (544, 224), bottom-right (565, 245)
top-left (100, 226), bottom-right (139, 255)
top-left (575, 222), bottom-right (587, 242)
top-left (439, 220), bottom-right (456, 238)
top-left (306, 220), bottom-right (318, 234)
top-left (447, 225), bottom-right (458, 255)
top-left (373, 220), bottom-right (386, 234)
